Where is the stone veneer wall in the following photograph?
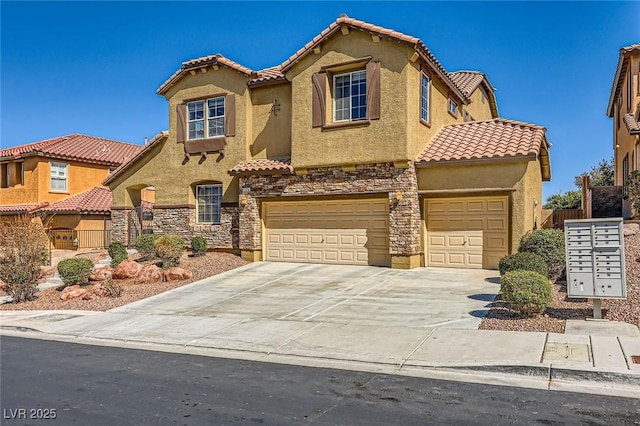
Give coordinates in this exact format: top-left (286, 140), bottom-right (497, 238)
top-left (110, 206), bottom-right (239, 249)
top-left (238, 162), bottom-right (422, 256)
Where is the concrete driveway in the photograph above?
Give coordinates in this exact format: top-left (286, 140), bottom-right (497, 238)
top-left (112, 262), bottom-right (499, 329)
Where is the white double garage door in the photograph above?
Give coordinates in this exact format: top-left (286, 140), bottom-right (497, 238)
top-left (263, 196), bottom-right (508, 269)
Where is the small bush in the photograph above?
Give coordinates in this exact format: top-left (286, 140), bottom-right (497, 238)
top-left (108, 242), bottom-right (128, 268)
top-left (498, 252), bottom-right (549, 278)
top-left (134, 234), bottom-right (159, 259)
top-left (0, 215), bottom-right (49, 302)
top-left (154, 235), bottom-right (185, 268)
top-left (626, 170), bottom-right (640, 213)
top-left (57, 257), bottom-right (94, 287)
top-left (518, 229), bottom-right (566, 281)
top-left (500, 270), bottom-right (552, 317)
top-left (190, 236), bottom-right (207, 257)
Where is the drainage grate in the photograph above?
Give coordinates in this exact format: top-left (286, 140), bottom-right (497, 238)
top-left (632, 356), bottom-right (640, 364)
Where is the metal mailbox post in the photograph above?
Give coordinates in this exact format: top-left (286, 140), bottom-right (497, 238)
top-left (564, 218), bottom-right (626, 319)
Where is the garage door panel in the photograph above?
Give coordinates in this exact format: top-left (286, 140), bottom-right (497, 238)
top-left (426, 196), bottom-right (508, 269)
top-left (264, 199), bottom-right (389, 267)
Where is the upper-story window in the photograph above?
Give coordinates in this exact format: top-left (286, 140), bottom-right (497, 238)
top-left (18, 162), bottom-right (24, 185)
top-left (187, 96), bottom-right (225, 140)
top-left (333, 70), bottom-right (367, 122)
top-left (195, 183), bottom-right (222, 224)
top-left (50, 162), bottom-right (68, 192)
top-left (448, 98), bottom-right (459, 117)
top-left (420, 73), bottom-right (430, 124)
top-left (628, 68), bottom-right (632, 111)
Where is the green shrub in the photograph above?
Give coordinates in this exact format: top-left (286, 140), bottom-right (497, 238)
top-left (108, 242), bottom-right (128, 268)
top-left (154, 235), bottom-right (185, 268)
top-left (500, 270), bottom-right (552, 317)
top-left (57, 257), bottom-right (94, 287)
top-left (498, 252), bottom-right (549, 278)
top-left (190, 236), bottom-right (207, 257)
top-left (0, 215), bottom-right (49, 302)
top-left (134, 234), bottom-right (159, 259)
top-left (518, 229), bottom-right (565, 281)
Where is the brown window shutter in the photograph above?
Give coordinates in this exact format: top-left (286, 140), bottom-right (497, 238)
top-left (225, 94), bottom-right (236, 137)
top-left (312, 72), bottom-right (326, 127)
top-left (366, 61), bottom-right (381, 120)
top-left (176, 104), bottom-right (187, 143)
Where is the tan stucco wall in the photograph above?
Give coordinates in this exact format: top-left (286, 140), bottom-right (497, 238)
top-left (614, 53), bottom-right (640, 185)
top-left (1, 157), bottom-right (109, 205)
top-left (250, 84), bottom-right (292, 159)
top-left (109, 67), bottom-right (251, 207)
top-left (463, 86), bottom-right (495, 122)
top-left (406, 63), bottom-right (464, 161)
top-left (418, 159), bottom-right (543, 253)
top-left (288, 30), bottom-right (414, 168)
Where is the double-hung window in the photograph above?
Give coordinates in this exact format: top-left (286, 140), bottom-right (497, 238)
top-left (333, 70), bottom-right (367, 122)
top-left (50, 162), bottom-right (68, 192)
top-left (420, 73), bottom-right (430, 123)
top-left (187, 96), bottom-right (225, 140)
top-left (195, 184), bottom-right (222, 224)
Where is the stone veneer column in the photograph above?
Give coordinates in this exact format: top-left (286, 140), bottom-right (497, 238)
top-left (388, 164), bottom-right (422, 269)
top-left (110, 209), bottom-right (128, 245)
top-left (238, 192), bottom-right (262, 262)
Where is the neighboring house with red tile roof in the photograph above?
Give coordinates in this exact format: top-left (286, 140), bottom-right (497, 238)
top-left (106, 15), bottom-right (551, 269)
top-left (0, 134), bottom-right (142, 248)
top-left (607, 43), bottom-right (640, 218)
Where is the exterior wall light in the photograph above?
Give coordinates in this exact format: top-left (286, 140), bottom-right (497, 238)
top-left (395, 190), bottom-right (403, 201)
top-left (240, 194), bottom-right (249, 206)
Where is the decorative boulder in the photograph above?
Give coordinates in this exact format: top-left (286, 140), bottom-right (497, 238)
top-left (136, 265), bottom-right (162, 284)
top-left (112, 259), bottom-right (143, 279)
top-left (163, 267), bottom-right (193, 282)
top-left (60, 285), bottom-right (94, 301)
top-left (91, 283), bottom-right (108, 298)
top-left (90, 266), bottom-right (113, 282)
top-left (0, 278), bottom-right (6, 290)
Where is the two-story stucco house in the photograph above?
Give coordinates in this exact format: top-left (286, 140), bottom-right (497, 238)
top-left (607, 43), bottom-right (640, 217)
top-left (105, 15), bottom-right (551, 270)
top-left (0, 134), bottom-right (141, 247)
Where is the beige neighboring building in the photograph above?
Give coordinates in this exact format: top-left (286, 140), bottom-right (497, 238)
top-left (105, 15), bottom-right (551, 269)
top-left (607, 43), bottom-right (640, 217)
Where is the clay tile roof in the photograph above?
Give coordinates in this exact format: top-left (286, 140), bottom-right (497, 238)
top-left (228, 157), bottom-right (294, 176)
top-left (103, 131), bottom-right (169, 185)
top-left (607, 43), bottom-right (640, 117)
top-left (39, 187), bottom-right (112, 214)
top-left (157, 54), bottom-right (254, 95)
top-left (448, 71), bottom-right (496, 97)
top-left (0, 134), bottom-right (141, 166)
top-left (623, 113), bottom-right (640, 135)
top-left (248, 66), bottom-right (287, 87)
top-left (279, 14), bottom-right (468, 103)
top-left (417, 118), bottom-right (549, 164)
top-left (0, 203), bottom-right (43, 214)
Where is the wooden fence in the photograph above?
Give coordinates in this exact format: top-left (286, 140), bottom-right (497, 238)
top-left (552, 209), bottom-right (584, 230)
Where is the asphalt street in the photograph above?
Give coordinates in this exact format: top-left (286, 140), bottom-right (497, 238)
top-left (1, 336), bottom-right (639, 425)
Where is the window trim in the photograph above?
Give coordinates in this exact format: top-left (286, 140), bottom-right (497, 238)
top-left (18, 162), bottom-right (24, 186)
top-left (50, 161), bottom-right (68, 193)
top-left (4, 163), bottom-right (9, 187)
top-left (332, 69), bottom-right (367, 123)
top-left (195, 183), bottom-right (222, 225)
top-left (627, 67), bottom-right (632, 111)
top-left (186, 96), bottom-right (225, 141)
top-left (448, 97), bottom-right (459, 118)
top-left (420, 72), bottom-right (431, 126)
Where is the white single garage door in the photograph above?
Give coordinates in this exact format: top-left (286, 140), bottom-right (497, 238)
top-left (264, 199), bottom-right (389, 266)
top-left (425, 196), bottom-right (508, 269)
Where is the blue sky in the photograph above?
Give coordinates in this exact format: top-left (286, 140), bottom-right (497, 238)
top-left (1, 1), bottom-right (639, 200)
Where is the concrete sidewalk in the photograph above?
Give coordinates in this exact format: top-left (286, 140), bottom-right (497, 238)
top-left (1, 261), bottom-right (639, 397)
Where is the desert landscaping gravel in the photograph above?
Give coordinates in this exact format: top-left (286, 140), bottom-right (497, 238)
top-left (480, 231), bottom-right (640, 333)
top-left (0, 252), bottom-right (247, 312)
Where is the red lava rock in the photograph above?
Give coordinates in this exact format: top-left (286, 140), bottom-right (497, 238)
top-left (91, 283), bottom-right (108, 298)
top-left (60, 285), bottom-right (94, 301)
top-left (112, 259), bottom-right (142, 279)
top-left (136, 265), bottom-right (162, 284)
top-left (163, 267), bottom-right (194, 282)
top-left (90, 266), bottom-right (113, 282)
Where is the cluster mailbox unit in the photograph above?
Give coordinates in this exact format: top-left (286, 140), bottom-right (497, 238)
top-left (564, 218), bottom-right (626, 318)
